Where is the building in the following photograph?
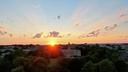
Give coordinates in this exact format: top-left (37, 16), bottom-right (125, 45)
top-left (61, 43), bottom-right (81, 58)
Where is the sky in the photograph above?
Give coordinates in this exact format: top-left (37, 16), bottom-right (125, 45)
top-left (0, 0), bottom-right (128, 45)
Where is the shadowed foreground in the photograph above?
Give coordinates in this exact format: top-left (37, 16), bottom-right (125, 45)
top-left (0, 44), bottom-right (128, 72)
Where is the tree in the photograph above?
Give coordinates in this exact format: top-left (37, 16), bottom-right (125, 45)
top-left (96, 59), bottom-right (117, 72)
top-left (11, 66), bottom-right (24, 72)
top-left (13, 56), bottom-right (48, 72)
top-left (115, 60), bottom-right (127, 72)
top-left (81, 61), bottom-right (95, 72)
top-left (68, 58), bottom-right (83, 72)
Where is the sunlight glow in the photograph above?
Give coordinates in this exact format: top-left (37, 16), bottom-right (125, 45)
top-left (48, 38), bottom-right (57, 46)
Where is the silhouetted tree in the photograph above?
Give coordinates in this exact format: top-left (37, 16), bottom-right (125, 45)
top-left (115, 60), bottom-right (128, 72)
top-left (81, 61), bottom-right (95, 72)
top-left (96, 59), bottom-right (117, 72)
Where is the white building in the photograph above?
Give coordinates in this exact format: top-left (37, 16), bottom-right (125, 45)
top-left (61, 43), bottom-right (81, 58)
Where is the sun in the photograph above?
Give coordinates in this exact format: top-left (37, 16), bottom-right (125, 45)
top-left (48, 38), bottom-right (57, 46)
top-left (50, 41), bottom-right (56, 46)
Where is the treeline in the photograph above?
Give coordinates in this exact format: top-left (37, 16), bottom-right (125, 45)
top-left (0, 45), bottom-right (128, 72)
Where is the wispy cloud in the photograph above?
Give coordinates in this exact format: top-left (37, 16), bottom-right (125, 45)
top-left (0, 30), bottom-right (6, 35)
top-left (104, 24), bottom-right (118, 31)
top-left (86, 29), bottom-right (100, 37)
top-left (0, 25), bottom-right (14, 38)
top-left (119, 14), bottom-right (128, 18)
top-left (79, 29), bottom-right (100, 38)
top-left (79, 23), bottom-right (118, 38)
top-left (119, 8), bottom-right (128, 18)
top-left (71, 2), bottom-right (90, 27)
top-left (33, 32), bottom-right (43, 39)
top-left (0, 26), bottom-right (7, 36)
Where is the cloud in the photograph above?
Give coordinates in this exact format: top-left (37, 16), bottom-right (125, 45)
top-left (78, 8), bottom-right (127, 38)
top-left (0, 25), bottom-right (15, 38)
top-left (0, 25), bottom-right (14, 37)
top-left (45, 31), bottom-right (63, 38)
top-left (33, 32), bottom-right (43, 39)
top-left (0, 30), bottom-right (4, 35)
top-left (75, 23), bottom-right (80, 26)
top-left (23, 34), bottom-right (26, 37)
top-left (104, 24), bottom-right (118, 31)
top-left (9, 34), bottom-right (13, 37)
top-left (33, 31), bottom-right (70, 39)
top-left (57, 16), bottom-right (61, 19)
top-left (79, 29), bottom-right (100, 38)
top-left (119, 8), bottom-right (128, 18)
top-left (67, 33), bottom-right (71, 36)
top-left (86, 29), bottom-right (100, 37)
top-left (119, 8), bottom-right (128, 17)
top-left (0, 25), bottom-right (7, 35)
top-left (119, 14), bottom-right (128, 18)
top-left (71, 3), bottom-right (90, 27)
top-left (0, 30), bottom-right (7, 35)
top-left (79, 23), bottom-right (118, 38)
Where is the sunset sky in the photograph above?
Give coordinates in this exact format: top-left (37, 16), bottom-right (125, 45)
top-left (0, 0), bottom-right (128, 45)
